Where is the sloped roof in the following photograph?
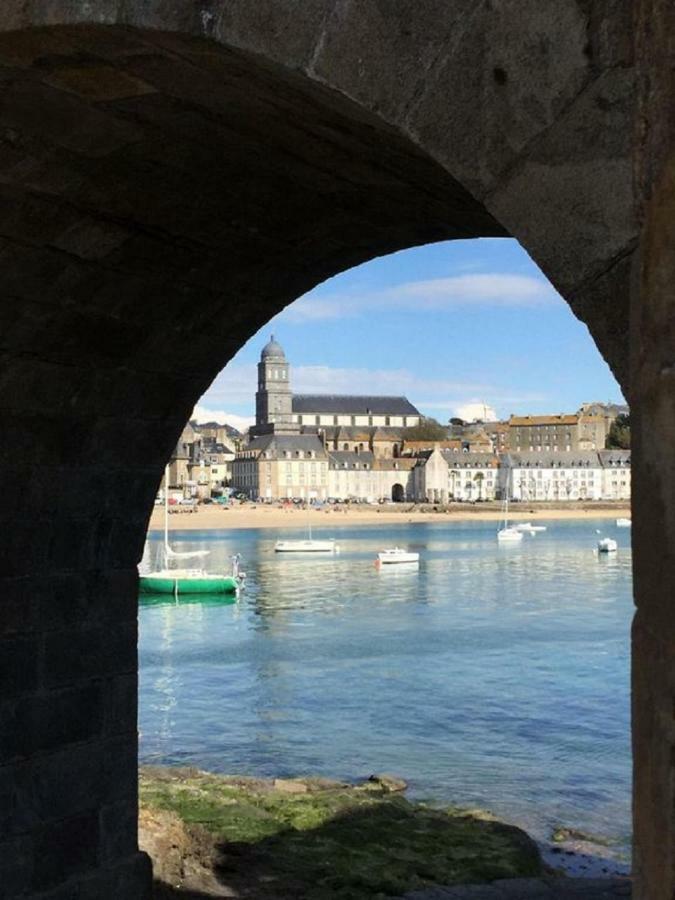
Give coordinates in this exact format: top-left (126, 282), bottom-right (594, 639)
top-left (509, 415), bottom-right (578, 426)
top-left (328, 451), bottom-right (375, 467)
top-left (440, 451), bottom-right (498, 467)
top-left (244, 433), bottom-right (327, 457)
top-left (502, 451), bottom-right (602, 468)
top-left (293, 395), bottom-right (419, 415)
top-left (597, 450), bottom-right (631, 466)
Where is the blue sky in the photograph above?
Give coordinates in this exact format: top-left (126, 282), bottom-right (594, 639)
top-left (195, 238), bottom-right (624, 430)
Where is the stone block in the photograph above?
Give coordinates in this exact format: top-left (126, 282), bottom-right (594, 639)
top-left (24, 684), bottom-right (103, 759)
top-left (0, 634), bottom-right (40, 699)
top-left (44, 65), bottom-right (156, 103)
top-left (42, 621), bottom-right (136, 689)
top-left (103, 672), bottom-right (137, 736)
top-left (30, 744), bottom-right (105, 823)
top-left (0, 577), bottom-right (39, 636)
top-left (99, 800), bottom-right (139, 863)
top-left (0, 78), bottom-right (141, 158)
top-left (77, 850), bottom-right (153, 900)
top-left (33, 811), bottom-right (99, 892)
top-left (0, 834), bottom-right (33, 896)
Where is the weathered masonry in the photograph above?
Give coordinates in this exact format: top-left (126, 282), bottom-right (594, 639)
top-left (0, 3), bottom-right (670, 898)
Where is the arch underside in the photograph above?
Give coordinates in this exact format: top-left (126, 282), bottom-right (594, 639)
top-left (0, 8), bottom-right (643, 900)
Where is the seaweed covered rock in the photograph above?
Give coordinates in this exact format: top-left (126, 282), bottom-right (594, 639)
top-left (140, 767), bottom-right (542, 899)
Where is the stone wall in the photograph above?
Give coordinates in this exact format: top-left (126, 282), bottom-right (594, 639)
top-left (0, 5), bottom-right (643, 898)
top-left (632, 3), bottom-right (675, 898)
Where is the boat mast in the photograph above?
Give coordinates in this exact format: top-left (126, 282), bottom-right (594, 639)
top-left (164, 464), bottom-right (170, 563)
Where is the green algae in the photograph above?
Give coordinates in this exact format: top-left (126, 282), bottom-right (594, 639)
top-left (140, 767), bottom-right (542, 899)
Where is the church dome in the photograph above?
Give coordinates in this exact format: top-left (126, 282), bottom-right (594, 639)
top-left (261, 335), bottom-right (286, 360)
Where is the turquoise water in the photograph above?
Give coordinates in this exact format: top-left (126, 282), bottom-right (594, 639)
top-left (139, 518), bottom-right (632, 859)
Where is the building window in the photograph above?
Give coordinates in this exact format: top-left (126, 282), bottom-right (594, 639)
top-left (315, 415), bottom-right (320, 426)
top-left (351, 416), bottom-right (356, 426)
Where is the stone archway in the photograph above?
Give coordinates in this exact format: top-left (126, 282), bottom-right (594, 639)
top-left (0, 4), bottom-right (670, 899)
top-left (392, 483), bottom-right (405, 503)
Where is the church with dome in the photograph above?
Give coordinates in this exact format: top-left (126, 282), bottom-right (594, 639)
top-left (231, 335), bottom-right (423, 501)
top-left (231, 336), bottom-right (502, 503)
top-left (251, 335), bottom-right (421, 437)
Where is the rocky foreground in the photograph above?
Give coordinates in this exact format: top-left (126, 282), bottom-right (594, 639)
top-left (139, 767), bottom-right (543, 899)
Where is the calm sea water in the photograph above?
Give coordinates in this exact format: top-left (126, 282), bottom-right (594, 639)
top-left (139, 517), bottom-right (633, 860)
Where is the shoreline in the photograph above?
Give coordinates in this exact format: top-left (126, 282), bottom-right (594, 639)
top-left (148, 502), bottom-right (631, 532)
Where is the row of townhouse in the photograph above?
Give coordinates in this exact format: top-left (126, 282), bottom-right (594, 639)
top-left (231, 441), bottom-right (631, 503)
top-left (500, 450), bottom-right (631, 502)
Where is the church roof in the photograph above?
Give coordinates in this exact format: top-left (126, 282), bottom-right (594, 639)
top-left (260, 335), bottom-right (286, 360)
top-left (244, 433), bottom-right (327, 457)
top-left (292, 395), bottom-right (419, 415)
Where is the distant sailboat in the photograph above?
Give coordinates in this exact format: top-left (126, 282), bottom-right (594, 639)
top-left (274, 507), bottom-right (337, 553)
top-left (497, 462), bottom-right (523, 543)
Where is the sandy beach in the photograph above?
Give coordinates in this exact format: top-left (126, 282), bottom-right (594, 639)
top-left (148, 502), bottom-right (631, 532)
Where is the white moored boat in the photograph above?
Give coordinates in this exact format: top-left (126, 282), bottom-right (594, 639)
top-left (598, 537), bottom-right (618, 553)
top-left (274, 511), bottom-right (337, 553)
top-left (275, 538), bottom-right (337, 553)
top-left (377, 548), bottom-right (419, 565)
top-left (515, 522), bottom-right (547, 534)
top-left (616, 518), bottom-right (631, 528)
top-left (497, 465), bottom-right (523, 543)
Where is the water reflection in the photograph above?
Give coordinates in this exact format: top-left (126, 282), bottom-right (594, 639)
top-left (139, 517), bottom-right (632, 857)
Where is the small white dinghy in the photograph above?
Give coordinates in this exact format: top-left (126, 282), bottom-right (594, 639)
top-left (377, 547), bottom-right (419, 565)
top-left (515, 522), bottom-right (547, 534)
top-left (598, 537), bottom-right (618, 553)
top-left (616, 518), bottom-right (631, 528)
top-left (275, 538), bottom-right (337, 553)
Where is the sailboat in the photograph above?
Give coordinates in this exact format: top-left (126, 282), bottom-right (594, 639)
top-left (139, 467), bottom-right (244, 595)
top-left (274, 506), bottom-right (337, 553)
top-left (497, 462), bottom-right (523, 543)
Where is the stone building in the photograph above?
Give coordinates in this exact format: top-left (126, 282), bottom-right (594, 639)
top-left (251, 336), bottom-right (421, 435)
top-left (412, 450), bottom-right (499, 503)
top-left (507, 406), bottom-right (628, 453)
top-left (508, 413), bottom-right (607, 452)
top-left (327, 451), bottom-right (416, 501)
top-left (232, 433), bottom-right (329, 500)
top-left (169, 422), bottom-right (236, 495)
top-left (323, 425), bottom-right (406, 458)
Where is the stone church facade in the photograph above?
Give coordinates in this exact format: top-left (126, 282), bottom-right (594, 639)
top-left (235, 337), bottom-right (423, 500)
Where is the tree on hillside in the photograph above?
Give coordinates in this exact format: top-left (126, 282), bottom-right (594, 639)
top-left (404, 417), bottom-right (449, 441)
top-left (606, 413), bottom-right (630, 449)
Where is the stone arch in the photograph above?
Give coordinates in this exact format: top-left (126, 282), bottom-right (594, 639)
top-left (391, 483), bottom-right (406, 503)
top-left (0, 5), bottom-right (666, 900)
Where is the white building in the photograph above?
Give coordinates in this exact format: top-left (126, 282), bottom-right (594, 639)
top-left (412, 449), bottom-right (499, 503)
top-left (500, 451), bottom-right (631, 501)
top-left (598, 450), bottom-right (632, 501)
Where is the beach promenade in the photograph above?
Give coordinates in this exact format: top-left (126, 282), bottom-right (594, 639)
top-left (147, 502), bottom-right (632, 533)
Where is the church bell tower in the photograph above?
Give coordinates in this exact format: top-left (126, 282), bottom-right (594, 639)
top-left (255, 335), bottom-right (293, 427)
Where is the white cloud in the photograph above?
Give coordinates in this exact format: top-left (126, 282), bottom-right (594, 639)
top-left (200, 363), bottom-right (492, 411)
top-left (191, 404), bottom-right (254, 434)
top-left (280, 273), bottom-right (559, 322)
top-left (455, 403), bottom-right (498, 423)
top-left (198, 362), bottom-right (546, 424)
